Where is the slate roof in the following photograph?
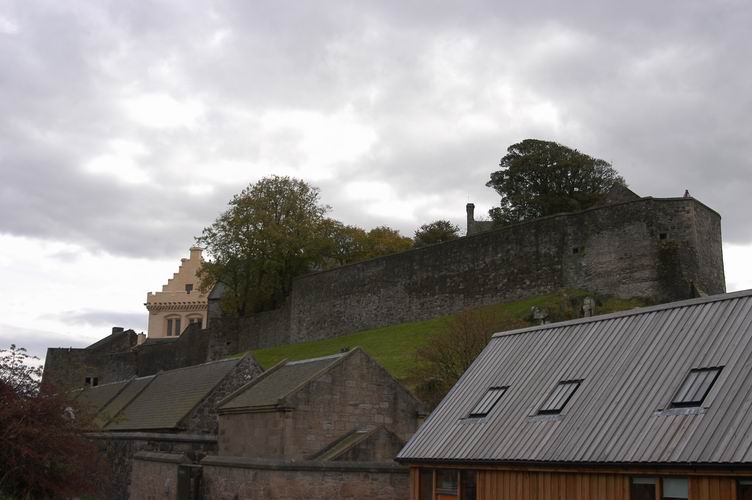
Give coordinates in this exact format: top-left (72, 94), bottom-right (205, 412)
top-left (398, 290), bottom-right (752, 466)
top-left (218, 353), bottom-right (346, 411)
top-left (75, 379), bottom-right (131, 416)
top-left (105, 358), bottom-right (241, 431)
top-left (95, 375), bottom-right (155, 427)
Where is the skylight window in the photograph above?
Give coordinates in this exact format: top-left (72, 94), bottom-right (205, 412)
top-left (468, 386), bottom-right (507, 418)
top-left (538, 380), bottom-right (581, 415)
top-left (670, 367), bottom-right (722, 408)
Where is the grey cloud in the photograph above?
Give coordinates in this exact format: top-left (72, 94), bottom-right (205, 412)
top-left (0, 324), bottom-right (89, 361)
top-left (40, 309), bottom-right (147, 331)
top-left (2, 0), bottom-right (752, 261)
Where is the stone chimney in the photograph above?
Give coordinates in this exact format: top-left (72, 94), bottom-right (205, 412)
top-left (190, 246), bottom-right (203, 261)
top-left (112, 326), bottom-right (124, 335)
top-left (466, 203), bottom-right (475, 235)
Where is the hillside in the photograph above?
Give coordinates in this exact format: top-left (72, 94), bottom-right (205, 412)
top-left (243, 290), bottom-right (647, 383)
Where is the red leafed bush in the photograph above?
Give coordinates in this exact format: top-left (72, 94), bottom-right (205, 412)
top-left (0, 345), bottom-right (109, 499)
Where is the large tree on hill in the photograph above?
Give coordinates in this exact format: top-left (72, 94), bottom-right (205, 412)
top-left (486, 139), bottom-right (625, 225)
top-left (413, 220), bottom-right (460, 248)
top-left (197, 176), bottom-right (331, 316)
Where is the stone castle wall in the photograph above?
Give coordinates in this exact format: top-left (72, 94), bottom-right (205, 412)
top-left (209, 196), bottom-right (724, 354)
top-left (45, 195), bottom-right (726, 387)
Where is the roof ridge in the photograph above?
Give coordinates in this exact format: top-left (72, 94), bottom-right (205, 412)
top-left (492, 289), bottom-right (752, 340)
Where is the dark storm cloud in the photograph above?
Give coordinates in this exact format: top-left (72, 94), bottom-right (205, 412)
top-left (1, 0), bottom-right (751, 258)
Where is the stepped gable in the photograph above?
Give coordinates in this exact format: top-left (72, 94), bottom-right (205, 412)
top-left (145, 246), bottom-right (208, 338)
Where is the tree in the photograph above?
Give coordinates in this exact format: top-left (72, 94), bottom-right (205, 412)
top-left (197, 176), bottom-right (331, 316)
top-left (0, 345), bottom-right (108, 499)
top-left (320, 220), bottom-right (371, 268)
top-left (486, 139), bottom-right (626, 225)
top-left (410, 312), bottom-right (526, 409)
top-left (362, 226), bottom-right (413, 259)
top-left (413, 220), bottom-right (460, 248)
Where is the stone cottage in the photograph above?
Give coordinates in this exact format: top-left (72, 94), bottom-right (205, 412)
top-left (131, 348), bottom-right (426, 500)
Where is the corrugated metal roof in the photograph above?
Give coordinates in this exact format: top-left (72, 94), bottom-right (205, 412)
top-left (398, 290), bottom-right (752, 466)
top-left (106, 358), bottom-right (239, 431)
top-left (219, 353), bottom-right (345, 411)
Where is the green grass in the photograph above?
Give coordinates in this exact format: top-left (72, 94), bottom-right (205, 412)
top-left (241, 290), bottom-right (648, 381)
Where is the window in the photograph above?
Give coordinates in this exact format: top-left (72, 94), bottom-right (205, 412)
top-left (739, 479), bottom-right (752, 500)
top-left (659, 233), bottom-right (668, 240)
top-left (538, 380), bottom-right (581, 415)
top-left (631, 477), bottom-right (657, 500)
top-left (185, 283), bottom-right (193, 294)
top-left (188, 316), bottom-right (203, 328)
top-left (572, 247), bottom-right (580, 254)
top-left (468, 386), bottom-right (507, 418)
top-left (436, 470), bottom-right (459, 497)
top-left (662, 478), bottom-right (688, 500)
top-left (166, 317), bottom-right (182, 337)
top-left (85, 376), bottom-right (98, 387)
top-left (418, 469), bottom-right (475, 500)
top-left (671, 367), bottom-right (722, 408)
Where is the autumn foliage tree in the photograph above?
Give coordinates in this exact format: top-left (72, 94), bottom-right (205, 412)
top-left (198, 176), bottom-right (416, 316)
top-left (0, 345), bottom-right (108, 499)
top-left (410, 311), bottom-right (527, 409)
top-left (487, 139), bottom-right (625, 225)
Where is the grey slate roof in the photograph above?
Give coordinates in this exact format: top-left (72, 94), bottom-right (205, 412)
top-left (105, 358), bottom-right (240, 431)
top-left (75, 380), bottom-right (130, 416)
top-left (398, 290), bottom-right (752, 466)
top-left (219, 353), bottom-right (345, 411)
top-left (95, 375), bottom-right (155, 427)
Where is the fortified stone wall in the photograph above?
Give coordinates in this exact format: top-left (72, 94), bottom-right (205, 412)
top-left (44, 195), bottom-right (726, 388)
top-left (213, 196), bottom-right (725, 351)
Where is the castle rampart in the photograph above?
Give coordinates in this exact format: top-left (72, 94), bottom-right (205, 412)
top-left (44, 192), bottom-right (726, 385)
top-left (203, 194), bottom-right (725, 357)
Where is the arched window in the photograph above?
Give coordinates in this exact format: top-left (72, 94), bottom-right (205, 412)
top-left (165, 316), bottom-right (182, 337)
top-left (187, 315), bottom-right (203, 329)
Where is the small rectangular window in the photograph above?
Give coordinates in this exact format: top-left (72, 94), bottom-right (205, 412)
top-left (468, 386), bottom-right (507, 418)
top-left (572, 247), bottom-right (580, 254)
top-left (166, 319), bottom-right (174, 336)
top-left (92, 377), bottom-right (98, 387)
top-left (538, 380), bottom-right (581, 415)
top-left (671, 367), bottom-right (722, 408)
top-left (662, 478), bottom-right (688, 499)
top-left (739, 479), bottom-right (752, 500)
top-left (436, 470), bottom-right (458, 497)
top-left (631, 477), bottom-right (657, 500)
top-left (175, 319), bottom-right (181, 335)
top-left (659, 233), bottom-right (668, 240)
top-left (185, 283), bottom-right (193, 293)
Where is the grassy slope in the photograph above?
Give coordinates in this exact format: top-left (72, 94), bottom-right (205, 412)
top-left (244, 290), bottom-right (647, 381)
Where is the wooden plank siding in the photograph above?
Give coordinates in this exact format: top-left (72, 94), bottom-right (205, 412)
top-left (410, 466), bottom-right (744, 500)
top-left (477, 470), bottom-right (630, 500)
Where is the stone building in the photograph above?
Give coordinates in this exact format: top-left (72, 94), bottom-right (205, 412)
top-left (130, 348), bottom-right (425, 500)
top-left (71, 355), bottom-right (262, 499)
top-left (398, 290), bottom-right (752, 500)
top-left (146, 246), bottom-right (208, 338)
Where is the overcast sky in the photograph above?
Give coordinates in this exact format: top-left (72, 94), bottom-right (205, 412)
top-left (2, 0), bottom-right (752, 359)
